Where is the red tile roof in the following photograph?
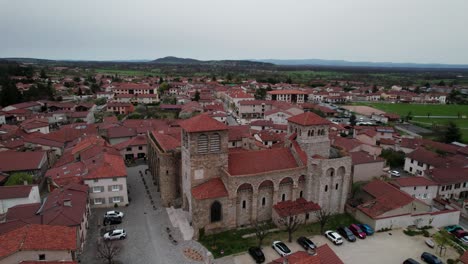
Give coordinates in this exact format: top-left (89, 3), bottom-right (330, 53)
top-left (391, 176), bottom-right (438, 187)
top-left (180, 114), bottom-right (228, 133)
top-left (150, 131), bottom-right (181, 152)
top-left (274, 198), bottom-right (321, 217)
top-left (288, 112), bottom-right (330, 126)
top-left (350, 151), bottom-right (385, 165)
top-left (0, 151), bottom-right (46, 172)
top-left (228, 148), bottom-right (299, 176)
top-left (20, 261), bottom-right (77, 264)
top-left (426, 168), bottom-right (468, 185)
top-left (107, 126), bottom-right (137, 139)
top-left (358, 180), bottom-right (416, 218)
top-left (269, 244), bottom-right (343, 264)
top-left (114, 135), bottom-right (147, 150)
top-left (332, 136), bottom-right (362, 152)
top-left (228, 125), bottom-right (251, 141)
top-left (0, 224), bottom-right (77, 259)
top-left (83, 153), bottom-right (127, 179)
top-left (0, 185), bottom-right (35, 200)
top-left (191, 178), bottom-right (228, 200)
top-left (5, 203), bottom-right (41, 224)
top-left (460, 251), bottom-right (468, 264)
top-left (407, 148), bottom-right (468, 169)
top-left (268, 90), bottom-right (308, 95)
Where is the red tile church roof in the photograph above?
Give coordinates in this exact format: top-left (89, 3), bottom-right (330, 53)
top-left (228, 148), bottom-right (300, 176)
top-left (191, 178), bottom-right (228, 200)
top-left (180, 114), bottom-right (228, 133)
top-left (273, 198), bottom-right (320, 217)
top-left (287, 112), bottom-right (330, 126)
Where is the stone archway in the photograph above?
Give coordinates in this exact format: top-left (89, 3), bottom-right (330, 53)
top-left (236, 183), bottom-right (253, 227)
top-left (279, 177), bottom-right (293, 202)
top-left (257, 180), bottom-right (274, 222)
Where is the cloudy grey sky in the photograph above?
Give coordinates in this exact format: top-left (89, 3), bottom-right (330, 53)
top-left (1, 0), bottom-right (467, 64)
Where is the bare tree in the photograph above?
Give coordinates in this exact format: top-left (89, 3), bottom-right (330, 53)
top-left (253, 221), bottom-right (270, 247)
top-left (316, 208), bottom-right (332, 234)
top-left (97, 240), bottom-right (120, 264)
top-left (277, 211), bottom-right (303, 243)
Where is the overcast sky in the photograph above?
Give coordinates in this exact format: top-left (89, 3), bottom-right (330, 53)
top-left (1, 0), bottom-right (467, 64)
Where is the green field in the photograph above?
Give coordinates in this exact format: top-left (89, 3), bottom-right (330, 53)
top-left (355, 102), bottom-right (468, 117)
top-left (411, 117), bottom-right (468, 142)
top-left (94, 68), bottom-right (161, 76)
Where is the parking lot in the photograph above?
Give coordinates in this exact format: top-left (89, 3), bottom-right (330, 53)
top-left (228, 229), bottom-right (459, 264)
top-left (80, 165), bottom-right (208, 264)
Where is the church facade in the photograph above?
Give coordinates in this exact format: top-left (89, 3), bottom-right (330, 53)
top-left (147, 112), bottom-right (351, 239)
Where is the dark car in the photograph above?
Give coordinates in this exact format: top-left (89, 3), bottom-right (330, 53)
top-left (248, 247), bottom-right (265, 263)
top-left (103, 216), bottom-right (122, 225)
top-left (297, 236), bottom-right (316, 250)
top-left (349, 224), bottom-right (366, 239)
top-left (421, 252), bottom-right (443, 264)
top-left (337, 227), bottom-right (356, 242)
top-left (403, 258), bottom-right (420, 264)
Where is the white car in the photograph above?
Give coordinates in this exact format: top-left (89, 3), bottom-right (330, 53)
top-left (325, 230), bottom-right (343, 245)
top-left (460, 236), bottom-right (468, 244)
top-left (272, 241), bottom-right (291, 257)
top-left (104, 210), bottom-right (124, 218)
top-left (103, 229), bottom-right (127, 240)
top-left (389, 170), bottom-right (401, 177)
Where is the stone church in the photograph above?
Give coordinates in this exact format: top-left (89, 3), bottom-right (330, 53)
top-left (147, 112), bottom-right (351, 239)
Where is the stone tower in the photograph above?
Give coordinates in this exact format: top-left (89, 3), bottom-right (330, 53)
top-left (179, 114), bottom-right (229, 212)
top-left (287, 112), bottom-right (331, 158)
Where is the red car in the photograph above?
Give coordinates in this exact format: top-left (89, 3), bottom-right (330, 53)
top-left (454, 229), bottom-right (468, 239)
top-left (349, 224), bottom-right (367, 239)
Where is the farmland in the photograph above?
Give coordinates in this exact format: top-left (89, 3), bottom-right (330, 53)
top-left (355, 102), bottom-right (468, 117)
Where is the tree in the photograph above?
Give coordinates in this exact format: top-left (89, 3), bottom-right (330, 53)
top-left (73, 76), bottom-right (81, 83)
top-left (77, 87), bottom-right (83, 96)
top-left (277, 209), bottom-right (303, 242)
top-left (96, 241), bottom-right (120, 264)
top-left (40, 69), bottom-right (48, 79)
top-left (193, 91), bottom-right (200, 101)
top-left (315, 208), bottom-right (332, 234)
top-left (159, 77), bottom-right (164, 84)
top-left (442, 122), bottom-right (462, 143)
top-left (0, 80), bottom-right (22, 107)
top-left (253, 221), bottom-right (270, 247)
top-left (405, 111), bottom-right (413, 122)
top-left (95, 98), bottom-right (107, 106)
top-left (5, 173), bottom-right (33, 186)
top-left (379, 149), bottom-right (405, 168)
top-left (254, 88), bottom-right (267, 100)
top-left (372, 84), bottom-right (378, 93)
top-left (349, 114), bottom-right (357, 126)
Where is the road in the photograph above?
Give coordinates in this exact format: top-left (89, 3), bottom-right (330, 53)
top-left (80, 165), bottom-right (206, 264)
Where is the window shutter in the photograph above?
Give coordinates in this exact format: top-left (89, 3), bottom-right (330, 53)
top-left (108, 186), bottom-right (112, 192)
top-left (197, 134), bottom-right (208, 153)
top-left (101, 186), bottom-right (105, 192)
top-left (210, 133), bottom-right (221, 152)
top-left (102, 198), bottom-right (106, 204)
top-left (90, 199), bottom-right (94, 205)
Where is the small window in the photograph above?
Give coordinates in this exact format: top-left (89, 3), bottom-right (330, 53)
top-left (281, 194), bottom-right (286, 201)
top-left (112, 178), bottom-right (117, 181)
top-left (39, 254), bottom-right (46, 260)
top-left (325, 185), bottom-right (328, 192)
top-left (425, 186), bottom-right (428, 189)
top-left (93, 186), bottom-right (102, 193)
top-left (335, 183), bottom-right (339, 190)
top-left (242, 200), bottom-right (246, 209)
top-left (262, 197), bottom-right (266, 206)
top-left (112, 197), bottom-right (122, 203)
top-left (414, 187), bottom-right (417, 190)
top-left (111, 185), bottom-right (120, 192)
top-left (126, 147), bottom-right (132, 151)
top-left (94, 198), bottom-right (103, 205)
top-left (299, 191), bottom-right (303, 198)
top-left (94, 179), bottom-right (98, 183)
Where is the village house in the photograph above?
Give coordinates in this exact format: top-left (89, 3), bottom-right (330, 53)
top-left (266, 90), bottom-right (307, 104)
top-left (19, 119), bottom-right (50, 134)
top-left (106, 102), bottom-right (135, 115)
top-left (426, 167), bottom-right (468, 200)
top-left (404, 147), bottom-right (468, 176)
top-left (114, 134), bottom-right (147, 160)
top-left (0, 151), bottom-right (50, 180)
top-left (0, 185), bottom-right (41, 214)
top-left (390, 176), bottom-right (439, 203)
top-left (349, 151), bottom-right (386, 183)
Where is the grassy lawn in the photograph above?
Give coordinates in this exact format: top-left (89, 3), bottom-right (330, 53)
top-left (410, 117), bottom-right (468, 142)
top-left (354, 102), bottom-right (468, 117)
top-left (199, 213), bottom-right (358, 258)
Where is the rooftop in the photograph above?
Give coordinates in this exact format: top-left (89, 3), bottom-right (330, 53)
top-left (179, 114), bottom-right (228, 133)
top-left (192, 178), bottom-right (228, 200)
top-left (228, 148), bottom-right (299, 176)
top-left (288, 112), bottom-right (330, 126)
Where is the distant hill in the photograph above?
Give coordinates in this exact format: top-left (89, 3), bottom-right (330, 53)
top-left (151, 56), bottom-right (274, 67)
top-left (255, 58), bottom-right (468, 69)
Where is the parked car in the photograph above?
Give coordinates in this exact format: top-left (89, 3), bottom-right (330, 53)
top-left (453, 229), bottom-right (468, 239)
top-left (445, 225), bottom-right (463, 233)
top-left (103, 229), bottom-right (127, 240)
top-left (358, 223), bottom-right (374, 236)
top-left (297, 236), bottom-right (316, 250)
top-left (248, 247), bottom-right (265, 263)
top-left (103, 216), bottom-right (122, 226)
top-left (459, 236), bottom-right (468, 244)
top-left (104, 210), bottom-right (124, 218)
top-left (403, 258), bottom-right (420, 264)
top-left (325, 230), bottom-right (343, 245)
top-left (337, 227), bottom-right (356, 242)
top-left (349, 224), bottom-right (367, 239)
top-left (421, 252), bottom-right (443, 264)
top-left (390, 170), bottom-right (401, 177)
top-left (272, 241), bottom-right (291, 257)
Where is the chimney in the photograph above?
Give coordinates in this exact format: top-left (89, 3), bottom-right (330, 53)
top-left (64, 199), bottom-right (72, 207)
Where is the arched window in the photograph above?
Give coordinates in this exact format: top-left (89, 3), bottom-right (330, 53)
top-left (262, 197), bottom-right (266, 206)
top-left (311, 130), bottom-right (314, 136)
top-left (198, 134), bottom-right (208, 154)
top-left (325, 185), bottom-right (328, 192)
top-left (209, 133), bottom-right (221, 152)
top-left (242, 200), bottom-right (246, 209)
top-left (281, 194), bottom-right (286, 201)
top-left (210, 201), bottom-right (222, 222)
